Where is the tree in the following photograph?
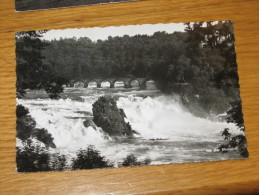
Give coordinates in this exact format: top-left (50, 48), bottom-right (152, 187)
top-left (180, 21), bottom-right (241, 115)
top-left (219, 101), bottom-right (248, 158)
top-left (16, 30), bottom-right (67, 99)
top-left (185, 21), bottom-right (239, 89)
top-left (226, 101), bottom-right (245, 131)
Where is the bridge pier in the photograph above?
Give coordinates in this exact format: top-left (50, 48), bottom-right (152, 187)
top-left (110, 83), bottom-right (115, 88)
top-left (140, 83), bottom-right (147, 90)
top-left (139, 79), bottom-right (148, 90)
top-left (124, 83), bottom-right (132, 88)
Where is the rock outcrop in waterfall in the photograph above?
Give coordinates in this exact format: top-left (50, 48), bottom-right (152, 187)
top-left (92, 96), bottom-right (133, 137)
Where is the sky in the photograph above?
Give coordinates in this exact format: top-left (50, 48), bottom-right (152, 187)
top-left (42, 23), bottom-right (186, 42)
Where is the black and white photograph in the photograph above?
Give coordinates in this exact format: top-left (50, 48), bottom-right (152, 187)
top-left (15, 0), bottom-right (140, 12)
top-left (16, 21), bottom-right (248, 173)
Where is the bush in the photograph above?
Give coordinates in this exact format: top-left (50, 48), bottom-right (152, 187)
top-left (50, 154), bottom-right (67, 171)
top-left (16, 139), bottom-right (51, 172)
top-left (120, 154), bottom-right (151, 167)
top-left (72, 146), bottom-right (113, 170)
top-left (219, 134), bottom-right (248, 158)
top-left (221, 128), bottom-right (231, 140)
top-left (44, 77), bottom-right (67, 99)
top-left (16, 104), bottom-right (29, 118)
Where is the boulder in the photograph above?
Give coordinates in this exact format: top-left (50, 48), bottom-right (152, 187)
top-left (92, 96), bottom-right (133, 137)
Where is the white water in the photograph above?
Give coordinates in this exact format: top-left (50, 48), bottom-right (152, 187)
top-left (117, 95), bottom-right (239, 141)
top-left (17, 82), bottom-right (243, 165)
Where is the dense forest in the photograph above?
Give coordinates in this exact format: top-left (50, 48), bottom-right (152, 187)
top-left (36, 21), bottom-right (240, 115)
top-left (42, 32), bottom-right (188, 79)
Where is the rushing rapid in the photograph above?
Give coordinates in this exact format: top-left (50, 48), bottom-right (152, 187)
top-left (17, 81), bottom-right (243, 165)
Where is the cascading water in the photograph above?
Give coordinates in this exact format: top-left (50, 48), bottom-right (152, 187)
top-left (17, 81), bottom-right (243, 165)
top-left (117, 95), bottom-right (239, 141)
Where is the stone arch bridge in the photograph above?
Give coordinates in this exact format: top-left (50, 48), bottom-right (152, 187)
top-left (68, 78), bottom-right (155, 89)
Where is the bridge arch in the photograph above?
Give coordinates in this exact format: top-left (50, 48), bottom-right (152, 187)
top-left (87, 80), bottom-right (98, 88)
top-left (100, 80), bottom-right (111, 88)
top-left (113, 80), bottom-right (125, 88)
top-left (74, 81), bottom-right (85, 88)
top-left (130, 79), bottom-right (140, 88)
top-left (67, 80), bottom-right (75, 87)
top-left (145, 79), bottom-right (156, 89)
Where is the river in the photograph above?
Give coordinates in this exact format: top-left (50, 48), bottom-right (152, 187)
top-left (17, 81), bottom-right (243, 167)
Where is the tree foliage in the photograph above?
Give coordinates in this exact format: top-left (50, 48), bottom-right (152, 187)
top-left (72, 146), bottom-right (114, 170)
top-left (226, 101), bottom-right (245, 131)
top-left (17, 139), bottom-right (68, 172)
top-left (219, 101), bottom-right (248, 158)
top-left (16, 30), bottom-right (67, 99)
top-left (16, 105), bottom-right (56, 148)
top-left (120, 154), bottom-right (151, 167)
top-left (180, 21), bottom-right (240, 115)
top-left (16, 139), bottom-right (51, 172)
top-left (50, 154), bottom-right (67, 171)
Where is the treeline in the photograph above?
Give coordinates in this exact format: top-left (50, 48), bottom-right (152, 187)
top-left (42, 31), bottom-right (188, 79)
top-left (41, 21), bottom-right (240, 115)
top-left (16, 21), bottom-right (242, 114)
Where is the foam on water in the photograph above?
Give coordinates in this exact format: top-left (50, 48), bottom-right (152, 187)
top-left (17, 98), bottom-right (107, 150)
top-left (17, 87), bottom-right (243, 164)
top-left (17, 91), bottom-right (240, 147)
top-left (117, 95), bottom-right (240, 141)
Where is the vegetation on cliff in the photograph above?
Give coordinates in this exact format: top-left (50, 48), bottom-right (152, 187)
top-left (219, 101), bottom-right (248, 158)
top-left (16, 105), bottom-right (56, 148)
